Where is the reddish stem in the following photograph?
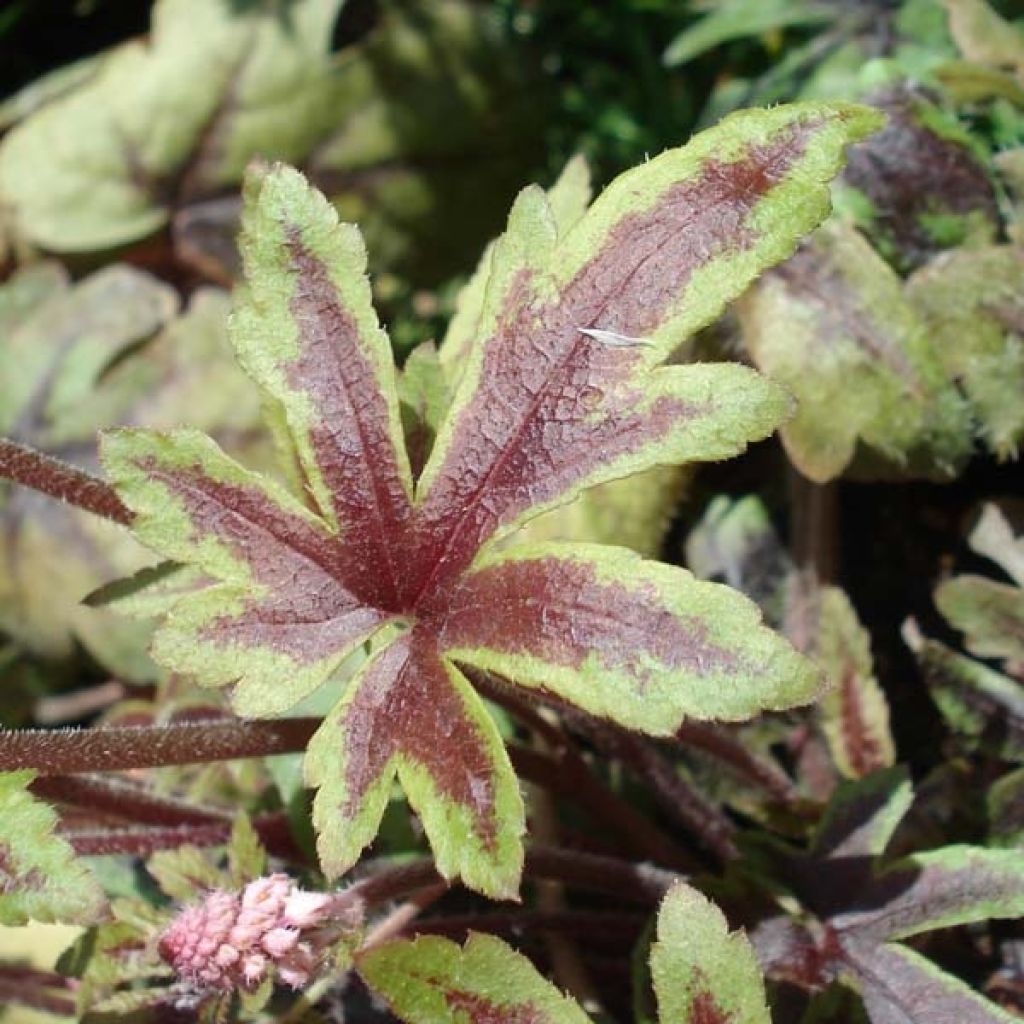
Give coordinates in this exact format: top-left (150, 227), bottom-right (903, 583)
top-left (0, 438), bottom-right (133, 525)
top-left (0, 718), bottom-right (319, 775)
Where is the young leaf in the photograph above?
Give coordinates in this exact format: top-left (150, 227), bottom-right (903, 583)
top-left (988, 766), bottom-right (1024, 847)
top-left (811, 767), bottom-right (913, 861)
top-left (650, 882), bottom-right (771, 1024)
top-left (935, 575), bottom-right (1024, 666)
top-left (356, 932), bottom-right (592, 1024)
top-left (0, 771), bottom-right (107, 926)
top-left (100, 102), bottom-right (874, 897)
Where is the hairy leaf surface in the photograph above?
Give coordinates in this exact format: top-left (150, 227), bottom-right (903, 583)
top-left (650, 882), bottom-right (771, 1023)
top-left (357, 932), bottom-right (591, 1024)
top-left (0, 771), bottom-right (107, 926)
top-left (102, 103), bottom-right (874, 895)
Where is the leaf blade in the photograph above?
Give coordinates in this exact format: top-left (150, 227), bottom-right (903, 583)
top-left (650, 882), bottom-right (771, 1024)
top-left (306, 630), bottom-right (525, 898)
top-left (439, 542), bottom-right (820, 734)
top-left (357, 932), bottom-right (592, 1024)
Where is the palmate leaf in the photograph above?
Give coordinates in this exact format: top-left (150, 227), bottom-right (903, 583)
top-left (102, 101), bottom-right (879, 898)
top-left (0, 771), bottom-right (107, 926)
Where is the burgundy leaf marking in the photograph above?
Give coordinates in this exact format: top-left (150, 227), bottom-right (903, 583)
top-left (140, 459), bottom-right (391, 662)
top-left (445, 991), bottom-right (545, 1024)
top-left (0, 844), bottom-right (45, 894)
top-left (689, 988), bottom-right (735, 1024)
top-left (284, 234), bottom-right (413, 608)
top-left (836, 663), bottom-right (887, 778)
top-left (438, 555), bottom-right (739, 683)
top-left (336, 631), bottom-right (498, 844)
top-left (413, 121), bottom-right (817, 600)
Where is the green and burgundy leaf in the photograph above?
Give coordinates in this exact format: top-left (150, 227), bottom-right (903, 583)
top-left (101, 428), bottom-right (392, 715)
top-left (833, 845), bottom-right (1024, 942)
top-left (357, 932), bottom-right (591, 1024)
top-left (650, 882), bottom-right (771, 1024)
top-left (0, 770), bottom-right (107, 926)
top-left (811, 767), bottom-right (913, 861)
top-left (436, 543), bottom-right (820, 734)
top-left (814, 588), bottom-right (895, 779)
top-left (838, 936), bottom-right (1020, 1024)
top-left (305, 629), bottom-right (525, 898)
top-left (232, 164), bottom-right (415, 608)
top-left (412, 103), bottom-right (883, 595)
top-left (905, 630), bottom-right (1024, 762)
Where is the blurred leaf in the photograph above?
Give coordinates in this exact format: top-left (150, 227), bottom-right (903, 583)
top-left (0, 771), bottom-right (107, 926)
top-left (989, 766), bottom-right (1024, 847)
top-left (663, 0), bottom-right (831, 68)
top-left (906, 248), bottom-right (1024, 460)
top-left (739, 218), bottom-right (971, 482)
top-left (0, 0), bottom-right (345, 251)
top-left (813, 587), bottom-right (896, 779)
top-left (904, 629), bottom-right (1024, 761)
top-left (837, 88), bottom-right (999, 273)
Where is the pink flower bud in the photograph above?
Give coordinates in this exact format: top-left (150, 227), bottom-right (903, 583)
top-left (157, 874), bottom-right (361, 994)
top-left (283, 890), bottom-right (332, 929)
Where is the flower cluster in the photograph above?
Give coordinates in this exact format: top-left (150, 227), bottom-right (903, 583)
top-left (158, 873), bottom-right (360, 991)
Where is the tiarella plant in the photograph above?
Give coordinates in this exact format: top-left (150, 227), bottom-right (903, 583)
top-left (92, 101), bottom-right (876, 899)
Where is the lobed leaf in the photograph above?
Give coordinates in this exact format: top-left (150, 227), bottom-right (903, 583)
top-left (414, 103), bottom-right (882, 593)
top-left (650, 882), bottom-right (771, 1024)
top-left (306, 630), bottom-right (525, 899)
top-left (101, 427), bottom-right (393, 716)
top-left (232, 164), bottom-right (415, 609)
top-left (357, 932), bottom-right (591, 1024)
top-left (438, 543), bottom-right (821, 734)
top-left (0, 771), bottom-right (107, 926)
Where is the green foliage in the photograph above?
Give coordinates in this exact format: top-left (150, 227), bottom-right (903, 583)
top-left (0, 770), bottom-right (107, 926)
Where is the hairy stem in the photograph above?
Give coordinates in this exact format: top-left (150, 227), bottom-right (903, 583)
top-left (0, 718), bottom-right (320, 775)
top-left (0, 438), bottom-right (133, 525)
top-left (64, 812), bottom-right (302, 861)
